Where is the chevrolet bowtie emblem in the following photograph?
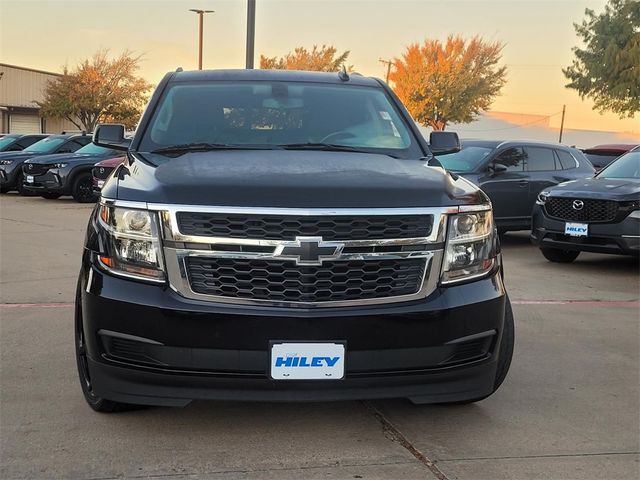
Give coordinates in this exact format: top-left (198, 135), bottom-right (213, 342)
top-left (273, 237), bottom-right (344, 266)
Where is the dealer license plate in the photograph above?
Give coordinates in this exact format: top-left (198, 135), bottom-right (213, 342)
top-left (26, 175), bottom-right (34, 183)
top-left (270, 342), bottom-right (345, 380)
top-left (565, 222), bottom-right (588, 237)
top-left (97, 180), bottom-right (105, 188)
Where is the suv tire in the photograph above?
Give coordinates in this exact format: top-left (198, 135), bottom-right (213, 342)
top-left (75, 282), bottom-right (143, 413)
top-left (72, 173), bottom-right (97, 203)
top-left (410, 296), bottom-right (515, 405)
top-left (540, 247), bottom-right (580, 263)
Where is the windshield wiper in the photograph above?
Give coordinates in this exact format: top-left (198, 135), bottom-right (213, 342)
top-left (278, 142), bottom-right (366, 153)
top-left (151, 143), bottom-right (273, 155)
top-left (279, 142), bottom-right (400, 158)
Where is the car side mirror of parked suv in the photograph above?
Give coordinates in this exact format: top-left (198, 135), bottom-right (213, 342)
top-left (93, 124), bottom-right (131, 151)
top-left (488, 163), bottom-right (508, 176)
top-left (429, 131), bottom-right (461, 155)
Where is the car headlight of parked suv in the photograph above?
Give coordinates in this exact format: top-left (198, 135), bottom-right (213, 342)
top-left (441, 209), bottom-right (496, 284)
top-left (536, 190), bottom-right (551, 205)
top-left (97, 204), bottom-right (165, 282)
top-left (0, 160), bottom-right (14, 165)
top-left (52, 163), bottom-right (68, 168)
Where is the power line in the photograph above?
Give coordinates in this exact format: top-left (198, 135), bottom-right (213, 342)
top-left (457, 111), bottom-right (564, 132)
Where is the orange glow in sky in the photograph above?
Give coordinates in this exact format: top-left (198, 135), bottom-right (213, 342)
top-left (1, 0), bottom-right (637, 136)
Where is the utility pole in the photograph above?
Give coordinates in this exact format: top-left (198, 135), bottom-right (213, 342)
top-left (378, 58), bottom-right (393, 84)
top-left (246, 0), bottom-right (256, 69)
top-left (558, 104), bottom-right (566, 143)
top-left (189, 9), bottom-right (214, 70)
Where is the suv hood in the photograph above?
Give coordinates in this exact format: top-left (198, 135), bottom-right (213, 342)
top-left (0, 151), bottom-right (48, 161)
top-left (26, 152), bottom-right (110, 165)
top-left (548, 177), bottom-right (640, 201)
top-left (109, 150), bottom-right (487, 208)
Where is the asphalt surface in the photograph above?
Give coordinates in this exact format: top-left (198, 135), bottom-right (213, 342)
top-left (1, 192), bottom-right (638, 480)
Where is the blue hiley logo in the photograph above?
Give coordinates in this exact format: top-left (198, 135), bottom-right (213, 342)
top-left (274, 356), bottom-right (340, 368)
top-left (566, 225), bottom-right (587, 234)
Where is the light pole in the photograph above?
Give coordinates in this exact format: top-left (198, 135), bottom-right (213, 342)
top-left (378, 58), bottom-right (393, 84)
top-left (189, 8), bottom-right (214, 70)
top-left (246, 0), bottom-right (256, 69)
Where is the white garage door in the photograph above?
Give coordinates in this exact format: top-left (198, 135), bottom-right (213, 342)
top-left (10, 114), bottom-right (41, 134)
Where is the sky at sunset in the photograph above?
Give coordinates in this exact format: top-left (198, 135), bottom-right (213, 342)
top-left (1, 0), bottom-right (638, 137)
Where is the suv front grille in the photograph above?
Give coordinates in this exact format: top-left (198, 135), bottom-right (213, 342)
top-left (23, 164), bottom-right (49, 175)
top-left (186, 257), bottom-right (426, 303)
top-left (545, 197), bottom-right (618, 223)
top-left (176, 213), bottom-right (432, 240)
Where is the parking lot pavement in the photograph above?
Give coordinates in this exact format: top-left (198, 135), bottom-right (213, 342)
top-left (1, 193), bottom-right (639, 480)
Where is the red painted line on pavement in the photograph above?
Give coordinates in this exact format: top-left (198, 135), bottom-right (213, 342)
top-left (0, 302), bottom-right (73, 309)
top-left (512, 299), bottom-right (639, 306)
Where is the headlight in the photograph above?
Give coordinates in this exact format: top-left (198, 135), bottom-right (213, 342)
top-left (0, 160), bottom-right (14, 165)
top-left (52, 163), bottom-right (67, 168)
top-left (537, 190), bottom-right (551, 205)
top-left (441, 209), bottom-right (497, 284)
top-left (97, 204), bottom-right (165, 282)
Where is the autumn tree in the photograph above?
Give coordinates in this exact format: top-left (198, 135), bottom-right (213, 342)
top-left (38, 49), bottom-right (153, 132)
top-left (389, 36), bottom-right (507, 130)
top-left (563, 0), bottom-right (640, 118)
top-left (260, 45), bottom-right (352, 72)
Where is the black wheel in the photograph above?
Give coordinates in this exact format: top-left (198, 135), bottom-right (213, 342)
top-left (72, 173), bottom-right (97, 203)
top-left (540, 247), bottom-right (580, 263)
top-left (75, 281), bottom-right (142, 413)
top-left (41, 193), bottom-right (62, 200)
top-left (497, 227), bottom-right (509, 235)
top-left (423, 296), bottom-right (515, 406)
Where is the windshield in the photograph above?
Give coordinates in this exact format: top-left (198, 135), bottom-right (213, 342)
top-left (0, 135), bottom-right (20, 150)
top-left (24, 137), bottom-right (66, 153)
top-left (139, 81), bottom-right (417, 157)
top-left (597, 151), bottom-right (640, 179)
top-left (76, 143), bottom-right (113, 155)
top-left (436, 145), bottom-right (494, 172)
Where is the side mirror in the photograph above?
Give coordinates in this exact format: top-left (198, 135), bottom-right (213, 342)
top-left (489, 163), bottom-right (508, 176)
top-left (429, 131), bottom-right (461, 155)
top-left (93, 124), bottom-right (131, 151)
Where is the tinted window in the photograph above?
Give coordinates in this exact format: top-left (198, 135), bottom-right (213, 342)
top-left (436, 146), bottom-right (494, 172)
top-left (24, 137), bottom-right (66, 153)
top-left (555, 150), bottom-right (576, 170)
top-left (598, 151), bottom-right (640, 179)
top-left (58, 140), bottom-right (86, 153)
top-left (140, 81), bottom-right (417, 158)
top-left (526, 147), bottom-right (556, 171)
top-left (494, 147), bottom-right (526, 172)
top-left (76, 143), bottom-right (114, 155)
top-left (0, 135), bottom-right (21, 150)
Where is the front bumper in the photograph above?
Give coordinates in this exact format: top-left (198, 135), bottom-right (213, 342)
top-left (79, 256), bottom-right (508, 406)
top-left (531, 204), bottom-right (640, 256)
top-left (22, 171), bottom-right (65, 194)
top-left (0, 164), bottom-right (20, 189)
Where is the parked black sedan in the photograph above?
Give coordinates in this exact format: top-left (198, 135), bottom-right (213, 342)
top-left (0, 133), bottom-right (91, 194)
top-left (437, 140), bottom-right (595, 232)
top-left (531, 147), bottom-right (640, 262)
top-left (0, 133), bottom-right (48, 152)
top-left (22, 143), bottom-right (118, 202)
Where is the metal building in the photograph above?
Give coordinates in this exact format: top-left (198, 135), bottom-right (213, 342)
top-left (0, 63), bottom-right (77, 134)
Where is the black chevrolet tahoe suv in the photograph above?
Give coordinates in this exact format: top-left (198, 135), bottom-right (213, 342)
top-left (76, 69), bottom-right (514, 412)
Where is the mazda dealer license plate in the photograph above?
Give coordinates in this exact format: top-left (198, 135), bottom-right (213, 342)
top-left (270, 342), bottom-right (345, 380)
top-left (26, 175), bottom-right (34, 183)
top-left (565, 222), bottom-right (588, 237)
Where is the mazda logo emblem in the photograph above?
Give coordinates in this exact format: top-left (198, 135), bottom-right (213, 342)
top-left (28, 164), bottom-right (33, 170)
top-left (572, 200), bottom-right (584, 210)
top-left (273, 236), bottom-right (344, 266)
top-left (99, 167), bottom-right (105, 174)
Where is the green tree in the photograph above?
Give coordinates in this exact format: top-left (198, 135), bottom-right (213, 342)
top-left (563, 0), bottom-right (640, 118)
top-left (389, 36), bottom-right (507, 131)
top-left (260, 45), bottom-right (352, 72)
top-left (38, 49), bottom-right (153, 132)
